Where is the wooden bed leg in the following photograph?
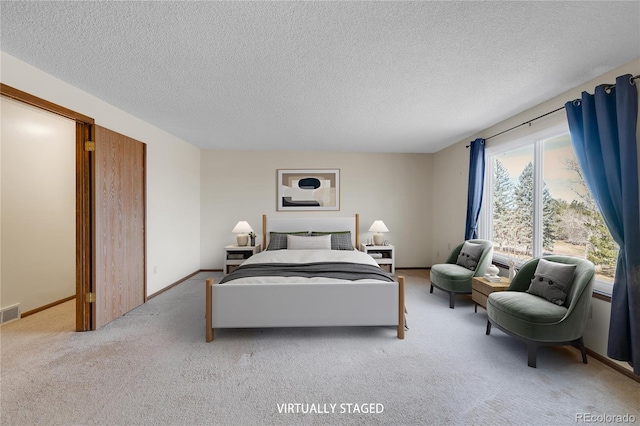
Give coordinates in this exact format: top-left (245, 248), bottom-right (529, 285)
top-left (397, 276), bottom-right (405, 339)
top-left (206, 278), bottom-right (214, 342)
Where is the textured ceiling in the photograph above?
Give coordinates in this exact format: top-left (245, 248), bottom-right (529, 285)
top-left (1, 1), bottom-right (639, 153)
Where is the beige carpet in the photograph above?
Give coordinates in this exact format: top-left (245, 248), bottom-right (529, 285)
top-left (1, 269), bottom-right (638, 425)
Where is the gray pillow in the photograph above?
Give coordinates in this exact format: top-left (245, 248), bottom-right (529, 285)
top-left (310, 231), bottom-right (354, 250)
top-left (456, 241), bottom-right (484, 271)
top-left (266, 231), bottom-right (309, 250)
top-left (526, 258), bottom-right (577, 306)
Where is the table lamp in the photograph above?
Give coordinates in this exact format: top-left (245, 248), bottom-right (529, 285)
top-left (368, 220), bottom-right (389, 245)
top-left (232, 221), bottom-right (253, 246)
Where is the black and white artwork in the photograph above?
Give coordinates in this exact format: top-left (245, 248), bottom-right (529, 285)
top-left (277, 169), bottom-right (340, 211)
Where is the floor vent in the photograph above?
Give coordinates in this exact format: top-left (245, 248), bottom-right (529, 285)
top-left (0, 304), bottom-right (21, 325)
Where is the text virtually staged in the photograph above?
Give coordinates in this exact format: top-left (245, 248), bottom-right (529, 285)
top-left (277, 402), bottom-right (385, 415)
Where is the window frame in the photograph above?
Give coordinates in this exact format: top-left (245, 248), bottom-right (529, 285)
top-left (478, 122), bottom-right (614, 296)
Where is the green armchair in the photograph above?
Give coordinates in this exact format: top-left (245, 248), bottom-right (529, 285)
top-left (486, 255), bottom-right (595, 368)
top-left (430, 239), bottom-right (493, 308)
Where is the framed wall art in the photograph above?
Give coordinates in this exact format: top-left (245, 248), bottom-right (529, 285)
top-left (277, 169), bottom-right (340, 211)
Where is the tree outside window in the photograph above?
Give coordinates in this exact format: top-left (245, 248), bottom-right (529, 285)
top-left (485, 132), bottom-right (617, 285)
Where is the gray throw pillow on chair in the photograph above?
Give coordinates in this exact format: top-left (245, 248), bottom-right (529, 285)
top-left (526, 258), bottom-right (577, 306)
top-left (455, 241), bottom-right (484, 271)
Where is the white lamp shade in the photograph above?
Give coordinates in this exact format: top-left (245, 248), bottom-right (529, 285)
top-left (232, 221), bottom-right (254, 234)
top-left (368, 220), bottom-right (389, 233)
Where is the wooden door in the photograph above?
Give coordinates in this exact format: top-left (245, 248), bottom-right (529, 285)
top-left (93, 125), bottom-right (146, 329)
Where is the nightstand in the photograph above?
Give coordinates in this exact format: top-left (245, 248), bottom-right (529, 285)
top-left (359, 243), bottom-right (395, 274)
top-left (224, 244), bottom-right (261, 275)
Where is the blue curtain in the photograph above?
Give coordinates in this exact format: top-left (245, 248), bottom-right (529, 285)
top-left (465, 138), bottom-right (485, 240)
top-left (565, 74), bottom-right (639, 375)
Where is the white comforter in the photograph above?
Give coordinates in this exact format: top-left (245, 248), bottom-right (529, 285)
top-left (224, 249), bottom-right (388, 284)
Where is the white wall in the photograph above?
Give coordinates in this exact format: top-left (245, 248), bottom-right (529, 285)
top-left (430, 138), bottom-right (469, 264)
top-left (431, 58), bottom-right (640, 370)
top-left (1, 52), bottom-right (201, 296)
top-left (1, 97), bottom-right (76, 313)
top-left (201, 150), bottom-right (432, 269)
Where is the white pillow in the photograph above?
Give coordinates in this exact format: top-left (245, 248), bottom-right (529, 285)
top-left (287, 234), bottom-right (331, 250)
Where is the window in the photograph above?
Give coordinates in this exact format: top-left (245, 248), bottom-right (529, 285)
top-left (480, 124), bottom-right (618, 294)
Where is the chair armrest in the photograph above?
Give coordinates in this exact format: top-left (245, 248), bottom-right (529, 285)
top-left (508, 259), bottom-right (539, 292)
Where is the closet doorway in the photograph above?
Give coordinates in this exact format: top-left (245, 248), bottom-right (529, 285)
top-left (0, 84), bottom-right (146, 330)
top-left (1, 96), bottom-right (75, 320)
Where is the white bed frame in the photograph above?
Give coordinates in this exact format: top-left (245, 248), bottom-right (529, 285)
top-left (205, 214), bottom-right (405, 341)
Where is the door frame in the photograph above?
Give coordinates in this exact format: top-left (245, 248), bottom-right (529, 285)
top-left (1, 83), bottom-right (94, 331)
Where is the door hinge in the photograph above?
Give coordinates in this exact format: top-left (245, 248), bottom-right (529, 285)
top-left (85, 292), bottom-right (95, 303)
top-left (85, 141), bottom-right (95, 151)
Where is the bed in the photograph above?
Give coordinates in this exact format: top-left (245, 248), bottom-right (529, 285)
top-left (205, 214), bottom-right (405, 341)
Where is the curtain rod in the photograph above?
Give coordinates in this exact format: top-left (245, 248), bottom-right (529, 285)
top-left (485, 106), bottom-right (565, 142)
top-left (466, 73), bottom-right (640, 147)
top-left (465, 106), bottom-right (565, 147)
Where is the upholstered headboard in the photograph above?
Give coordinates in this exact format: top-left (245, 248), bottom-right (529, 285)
top-left (262, 214), bottom-right (360, 249)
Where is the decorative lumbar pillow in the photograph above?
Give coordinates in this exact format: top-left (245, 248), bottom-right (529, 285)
top-left (287, 234), bottom-right (332, 250)
top-left (456, 241), bottom-right (484, 271)
top-left (526, 258), bottom-right (577, 306)
top-left (266, 231), bottom-right (308, 250)
top-left (310, 231), bottom-right (354, 250)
